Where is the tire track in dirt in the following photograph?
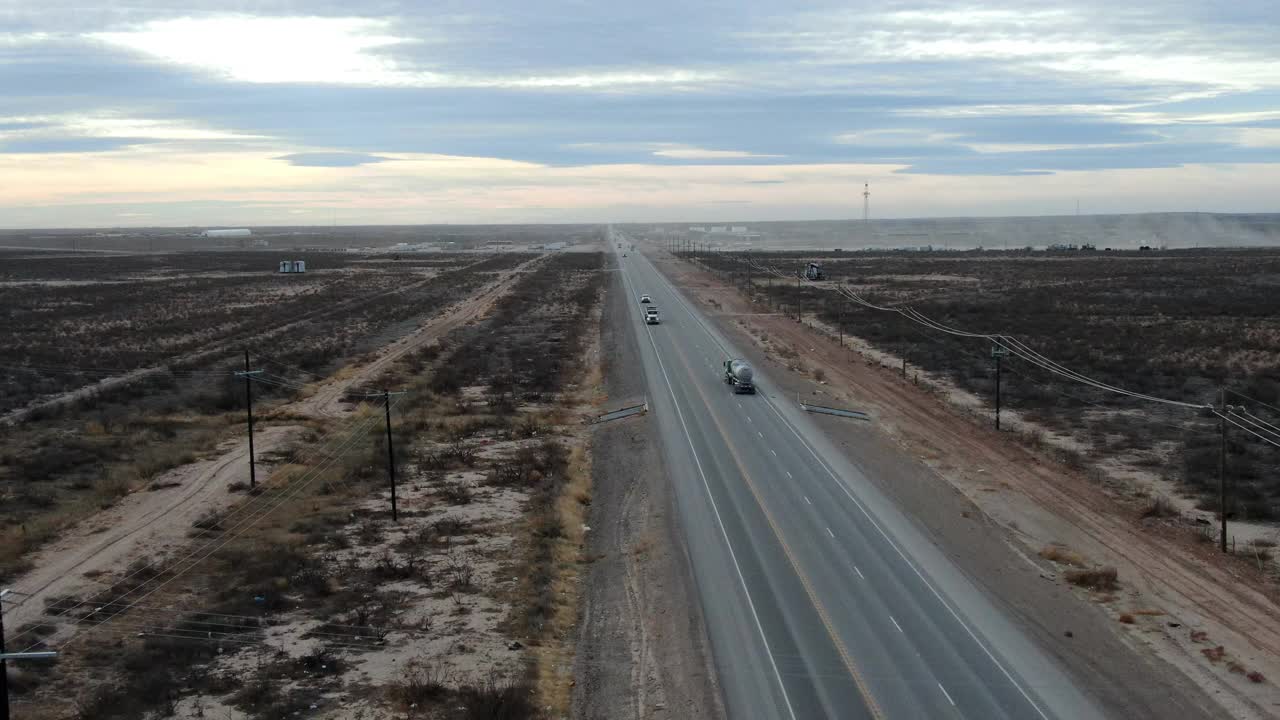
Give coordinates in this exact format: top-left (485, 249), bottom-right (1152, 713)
top-left (4, 426), bottom-right (300, 638)
top-left (4, 258), bottom-right (544, 648)
top-left (289, 254), bottom-right (546, 420)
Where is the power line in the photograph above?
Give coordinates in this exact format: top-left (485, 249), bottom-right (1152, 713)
top-left (7, 405), bottom-right (391, 652)
top-left (1225, 389), bottom-right (1280, 417)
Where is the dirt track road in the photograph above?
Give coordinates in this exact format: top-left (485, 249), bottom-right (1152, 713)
top-left (4, 257), bottom-right (543, 647)
top-left (291, 254), bottom-right (544, 419)
top-left (3, 426), bottom-right (300, 640)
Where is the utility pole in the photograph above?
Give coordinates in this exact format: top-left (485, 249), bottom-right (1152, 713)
top-left (1, 590), bottom-right (58, 720)
top-left (796, 274), bottom-right (802, 322)
top-left (383, 390), bottom-right (406, 522)
top-left (992, 343), bottom-right (1008, 430)
top-left (236, 350), bottom-right (264, 490)
top-left (1220, 388), bottom-right (1228, 553)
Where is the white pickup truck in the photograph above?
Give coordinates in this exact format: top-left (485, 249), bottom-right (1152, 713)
top-left (644, 306), bottom-right (661, 324)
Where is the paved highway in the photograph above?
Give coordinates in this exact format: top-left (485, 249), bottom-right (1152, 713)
top-left (611, 234), bottom-right (1106, 720)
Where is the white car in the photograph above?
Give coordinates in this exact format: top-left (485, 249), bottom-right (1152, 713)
top-left (644, 307), bottom-right (661, 324)
top-left (640, 294), bottom-right (652, 304)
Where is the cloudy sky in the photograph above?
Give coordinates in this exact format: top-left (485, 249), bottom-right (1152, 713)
top-left (2, 1), bottom-right (1279, 227)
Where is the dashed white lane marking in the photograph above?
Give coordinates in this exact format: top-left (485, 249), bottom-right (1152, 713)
top-left (826, 527), bottom-right (835, 538)
top-left (785, 471), bottom-right (793, 479)
top-left (746, 415), bottom-right (752, 423)
top-left (938, 684), bottom-right (956, 706)
top-left (854, 565), bottom-right (865, 579)
top-left (890, 616), bottom-right (903, 633)
top-left (757, 431), bottom-right (763, 438)
top-left (770, 449), bottom-right (777, 457)
top-left (804, 496), bottom-right (812, 505)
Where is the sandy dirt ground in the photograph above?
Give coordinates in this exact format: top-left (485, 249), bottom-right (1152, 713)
top-left (3, 426), bottom-right (301, 640)
top-left (3, 257), bottom-right (544, 655)
top-left (658, 252), bottom-right (1280, 720)
top-left (571, 262), bottom-right (725, 720)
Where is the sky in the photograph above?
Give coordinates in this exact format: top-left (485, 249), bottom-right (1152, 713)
top-left (2, 1), bottom-right (1279, 227)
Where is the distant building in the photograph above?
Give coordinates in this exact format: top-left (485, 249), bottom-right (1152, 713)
top-left (203, 228), bottom-right (251, 238)
top-left (730, 226), bottom-right (748, 233)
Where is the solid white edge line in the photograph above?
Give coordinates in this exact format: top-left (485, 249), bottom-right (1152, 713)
top-left (643, 247), bottom-right (1052, 720)
top-left (618, 248), bottom-right (798, 720)
top-left (760, 398), bottom-right (1051, 720)
top-left (939, 683), bottom-right (957, 706)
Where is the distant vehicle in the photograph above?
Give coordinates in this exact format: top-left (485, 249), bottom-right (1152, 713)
top-left (640, 295), bottom-right (651, 304)
top-left (644, 306), bottom-right (661, 324)
top-left (723, 359), bottom-right (755, 394)
top-left (804, 263), bottom-right (824, 281)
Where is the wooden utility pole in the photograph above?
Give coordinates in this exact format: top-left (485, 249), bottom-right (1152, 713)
top-left (383, 390), bottom-right (406, 522)
top-left (796, 274), bottom-right (802, 322)
top-left (992, 343), bottom-right (1008, 430)
top-left (1220, 388), bottom-right (1228, 553)
top-left (236, 351), bottom-right (263, 489)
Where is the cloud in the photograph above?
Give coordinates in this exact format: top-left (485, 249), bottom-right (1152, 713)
top-left (2, 1), bottom-right (1280, 222)
top-left (651, 145), bottom-right (782, 160)
top-left (87, 15), bottom-right (720, 91)
top-left (276, 152), bottom-right (393, 167)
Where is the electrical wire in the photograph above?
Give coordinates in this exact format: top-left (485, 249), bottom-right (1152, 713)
top-left (8, 404), bottom-right (392, 652)
top-left (1217, 412), bottom-right (1280, 449)
top-left (54, 398), bottom-right (403, 649)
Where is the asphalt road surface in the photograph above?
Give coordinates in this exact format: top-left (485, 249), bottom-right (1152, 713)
top-left (611, 234), bottom-right (1107, 720)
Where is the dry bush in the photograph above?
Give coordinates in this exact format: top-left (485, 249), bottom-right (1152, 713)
top-left (1118, 614), bottom-right (1135, 624)
top-left (1038, 544), bottom-right (1088, 568)
top-left (1140, 495), bottom-right (1180, 519)
top-left (1063, 566), bottom-right (1118, 591)
top-left (1201, 645), bottom-right (1226, 663)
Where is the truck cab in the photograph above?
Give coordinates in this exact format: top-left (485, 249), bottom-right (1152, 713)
top-left (644, 306), bottom-right (660, 324)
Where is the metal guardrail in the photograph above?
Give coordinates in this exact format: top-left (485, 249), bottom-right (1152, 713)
top-left (798, 394), bottom-right (870, 421)
top-left (591, 400), bottom-right (649, 424)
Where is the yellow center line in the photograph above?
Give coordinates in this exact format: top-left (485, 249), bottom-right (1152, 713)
top-left (665, 334), bottom-right (888, 720)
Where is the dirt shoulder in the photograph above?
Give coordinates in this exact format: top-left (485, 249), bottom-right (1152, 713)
top-left (656, 251), bottom-right (1280, 720)
top-left (571, 261), bottom-right (725, 720)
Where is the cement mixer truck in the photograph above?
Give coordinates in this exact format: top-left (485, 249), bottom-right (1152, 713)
top-left (723, 359), bottom-right (756, 394)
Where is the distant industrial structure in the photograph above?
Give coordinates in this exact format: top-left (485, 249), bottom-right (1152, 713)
top-left (278, 260), bottom-right (306, 273)
top-left (686, 225), bottom-right (762, 242)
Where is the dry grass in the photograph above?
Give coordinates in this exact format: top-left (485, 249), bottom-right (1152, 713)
top-left (1063, 566), bottom-right (1119, 591)
top-left (1039, 544), bottom-right (1088, 568)
top-left (1140, 495), bottom-right (1181, 519)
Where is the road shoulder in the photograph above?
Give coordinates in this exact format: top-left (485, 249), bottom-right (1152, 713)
top-left (571, 260), bottom-right (725, 720)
